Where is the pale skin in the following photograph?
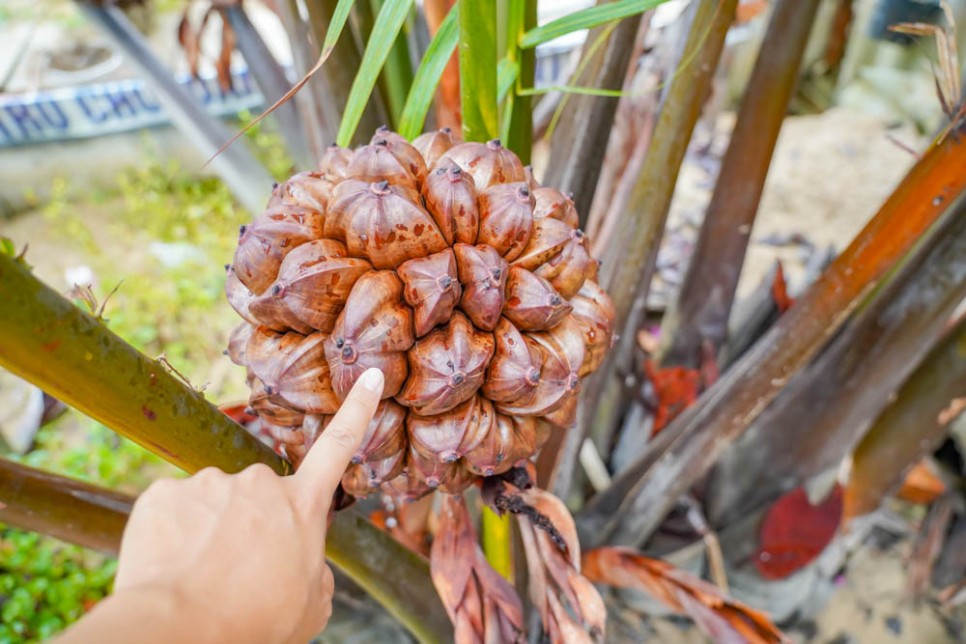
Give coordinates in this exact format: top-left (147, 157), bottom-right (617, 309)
top-left (55, 368), bottom-right (386, 644)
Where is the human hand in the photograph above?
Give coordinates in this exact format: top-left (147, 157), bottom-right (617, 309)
top-left (61, 368), bottom-right (385, 644)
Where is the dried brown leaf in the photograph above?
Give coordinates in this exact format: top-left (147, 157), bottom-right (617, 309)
top-left (583, 546), bottom-right (786, 643)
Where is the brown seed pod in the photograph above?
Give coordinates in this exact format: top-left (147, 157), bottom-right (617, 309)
top-left (226, 322), bottom-right (254, 367)
top-left (248, 377), bottom-right (305, 427)
top-left (346, 134), bottom-right (427, 190)
top-left (541, 394), bottom-right (578, 429)
top-left (248, 287), bottom-right (315, 334)
top-left (477, 182), bottom-right (534, 261)
top-left (249, 331), bottom-right (340, 414)
top-left (482, 317), bottom-right (540, 404)
top-left (246, 327), bottom-right (305, 388)
top-left (454, 243), bottom-right (508, 331)
top-left (398, 312), bottom-right (495, 415)
top-left (496, 319), bottom-right (584, 417)
top-left (570, 280), bottom-right (616, 377)
top-left (268, 171), bottom-right (333, 214)
top-left (318, 143), bottom-right (353, 178)
top-left (232, 205), bottom-right (325, 294)
top-left (511, 217), bottom-right (573, 272)
top-left (406, 443), bottom-right (463, 491)
top-left (381, 468), bottom-right (435, 501)
top-left (325, 180), bottom-right (447, 269)
top-left (412, 127), bottom-right (461, 167)
top-left (324, 271), bottom-right (414, 400)
top-left (422, 157), bottom-right (479, 245)
top-left (342, 449), bottom-right (407, 497)
top-left (445, 139), bottom-right (525, 190)
top-left (532, 187), bottom-right (579, 229)
top-left (353, 399), bottom-right (408, 464)
top-left (267, 239), bottom-right (372, 333)
top-left (534, 229), bottom-right (592, 299)
top-left (225, 265), bottom-right (259, 326)
top-left (408, 394), bottom-right (494, 464)
top-left (397, 249), bottom-right (462, 338)
top-left (503, 266), bottom-right (572, 332)
top-left (225, 128), bottom-right (616, 500)
top-left (323, 180), bottom-right (416, 242)
top-left (462, 413), bottom-right (534, 477)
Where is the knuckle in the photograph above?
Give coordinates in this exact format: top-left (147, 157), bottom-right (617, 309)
top-left (241, 462), bottom-right (275, 482)
top-left (193, 466), bottom-right (223, 481)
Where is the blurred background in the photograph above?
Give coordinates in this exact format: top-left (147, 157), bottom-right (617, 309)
top-left (0, 0), bottom-right (963, 641)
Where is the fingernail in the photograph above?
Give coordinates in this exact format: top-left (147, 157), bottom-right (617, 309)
top-left (357, 368), bottom-right (384, 393)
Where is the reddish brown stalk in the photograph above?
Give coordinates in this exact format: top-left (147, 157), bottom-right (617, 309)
top-left (424, 0), bottom-right (461, 131)
top-left (661, 0), bottom-right (822, 368)
top-left (844, 316), bottom-right (966, 521)
top-left (582, 125), bottom-right (966, 546)
top-left (0, 458), bottom-right (133, 554)
top-left (707, 192), bottom-right (966, 525)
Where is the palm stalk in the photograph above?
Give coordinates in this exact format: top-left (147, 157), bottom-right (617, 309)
top-left (580, 126), bottom-right (966, 546)
top-left (844, 315), bottom-right (966, 520)
top-left (541, 6), bottom-right (643, 222)
top-left (0, 457), bottom-right (133, 554)
top-left (708, 194), bottom-right (966, 525)
top-left (0, 254), bottom-right (450, 643)
top-left (458, 0), bottom-right (499, 141)
top-left (553, 0), bottom-right (739, 497)
top-left (501, 0), bottom-right (536, 161)
top-left (660, 0), bottom-right (822, 368)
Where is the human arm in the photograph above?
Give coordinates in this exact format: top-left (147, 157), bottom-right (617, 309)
top-left (54, 368), bottom-right (385, 644)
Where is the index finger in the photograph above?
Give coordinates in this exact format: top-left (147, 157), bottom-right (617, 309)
top-left (293, 368), bottom-right (384, 506)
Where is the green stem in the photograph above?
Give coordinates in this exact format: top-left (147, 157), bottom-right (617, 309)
top-left (500, 0), bottom-right (535, 161)
top-left (0, 255), bottom-right (450, 642)
top-left (459, 0), bottom-right (499, 141)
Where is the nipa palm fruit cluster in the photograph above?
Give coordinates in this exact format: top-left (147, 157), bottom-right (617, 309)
top-left (226, 127), bottom-right (615, 499)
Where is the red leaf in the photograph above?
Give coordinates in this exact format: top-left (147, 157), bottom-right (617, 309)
top-left (770, 261), bottom-right (795, 313)
top-left (644, 360), bottom-right (701, 435)
top-left (755, 484), bottom-right (843, 580)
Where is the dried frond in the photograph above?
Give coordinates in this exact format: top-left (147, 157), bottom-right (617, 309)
top-left (583, 546), bottom-right (787, 643)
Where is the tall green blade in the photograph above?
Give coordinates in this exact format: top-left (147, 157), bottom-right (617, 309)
top-left (337, 0), bottom-right (416, 145)
top-left (371, 0), bottom-right (416, 129)
top-left (520, 0), bottom-right (668, 49)
top-left (398, 3), bottom-right (460, 140)
top-left (459, 0), bottom-right (499, 141)
top-left (500, 0), bottom-right (535, 161)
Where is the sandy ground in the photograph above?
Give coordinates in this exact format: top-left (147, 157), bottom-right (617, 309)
top-left (652, 106), bottom-right (925, 310)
